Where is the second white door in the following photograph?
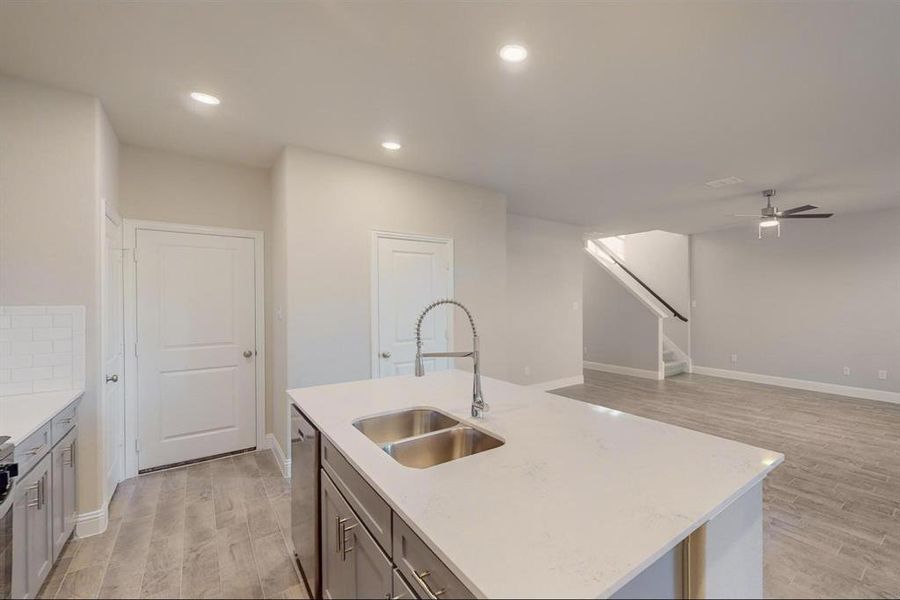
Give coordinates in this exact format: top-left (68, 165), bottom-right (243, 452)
top-left (136, 228), bottom-right (257, 470)
top-left (374, 234), bottom-right (453, 377)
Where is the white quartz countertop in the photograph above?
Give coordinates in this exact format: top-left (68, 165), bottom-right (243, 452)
top-left (289, 370), bottom-right (783, 599)
top-left (0, 388), bottom-right (84, 445)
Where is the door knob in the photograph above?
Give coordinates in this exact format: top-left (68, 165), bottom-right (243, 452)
top-left (380, 351), bottom-right (392, 359)
top-left (106, 374), bottom-right (118, 383)
top-left (243, 350), bottom-right (254, 358)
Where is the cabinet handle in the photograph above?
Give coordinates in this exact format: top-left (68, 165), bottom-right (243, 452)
top-left (63, 445), bottom-right (75, 468)
top-left (60, 417), bottom-right (74, 424)
top-left (25, 482), bottom-right (40, 508)
top-left (412, 570), bottom-right (446, 599)
top-left (336, 517), bottom-right (350, 554)
top-left (341, 523), bottom-right (357, 561)
top-left (24, 443), bottom-right (45, 457)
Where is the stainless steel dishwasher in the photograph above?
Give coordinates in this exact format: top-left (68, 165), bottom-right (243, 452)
top-left (291, 405), bottom-right (320, 599)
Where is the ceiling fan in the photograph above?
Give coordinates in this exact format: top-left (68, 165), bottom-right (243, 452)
top-left (734, 189), bottom-right (833, 238)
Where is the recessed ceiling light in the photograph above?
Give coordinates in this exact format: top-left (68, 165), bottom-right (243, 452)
top-left (190, 92), bottom-right (221, 106)
top-left (498, 44), bottom-right (528, 63)
top-left (381, 141), bottom-right (402, 151)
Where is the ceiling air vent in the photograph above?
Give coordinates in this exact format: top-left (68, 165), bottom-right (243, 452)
top-left (705, 176), bottom-right (744, 188)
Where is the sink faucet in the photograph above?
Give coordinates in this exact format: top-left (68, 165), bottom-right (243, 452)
top-left (414, 299), bottom-right (488, 418)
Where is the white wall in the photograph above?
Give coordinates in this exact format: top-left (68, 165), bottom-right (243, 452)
top-left (118, 144), bottom-right (270, 231)
top-left (118, 144), bottom-right (277, 442)
top-left (269, 152), bottom-right (289, 453)
top-left (583, 254), bottom-right (660, 373)
top-left (506, 214), bottom-right (583, 385)
top-left (0, 76), bottom-right (114, 518)
top-left (691, 207), bottom-right (900, 394)
top-left (280, 147), bottom-right (509, 385)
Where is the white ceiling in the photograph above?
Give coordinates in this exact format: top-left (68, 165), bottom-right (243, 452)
top-left (1, 1), bottom-right (898, 234)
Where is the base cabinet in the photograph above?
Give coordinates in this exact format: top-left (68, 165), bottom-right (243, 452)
top-left (12, 404), bottom-right (79, 600)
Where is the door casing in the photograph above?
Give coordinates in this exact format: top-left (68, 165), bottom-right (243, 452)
top-left (123, 219), bottom-right (265, 478)
top-left (369, 230), bottom-right (454, 378)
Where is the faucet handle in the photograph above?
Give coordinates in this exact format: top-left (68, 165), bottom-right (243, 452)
top-left (471, 400), bottom-right (490, 418)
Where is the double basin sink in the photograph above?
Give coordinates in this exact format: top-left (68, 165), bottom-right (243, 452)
top-left (353, 408), bottom-right (504, 469)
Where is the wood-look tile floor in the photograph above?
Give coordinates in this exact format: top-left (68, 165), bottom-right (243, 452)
top-left (553, 370), bottom-right (900, 599)
top-left (39, 450), bottom-right (307, 599)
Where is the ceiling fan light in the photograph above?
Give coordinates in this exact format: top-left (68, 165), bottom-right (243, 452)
top-left (759, 218), bottom-right (779, 228)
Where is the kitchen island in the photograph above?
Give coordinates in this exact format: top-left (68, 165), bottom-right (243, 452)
top-left (289, 369), bottom-right (782, 599)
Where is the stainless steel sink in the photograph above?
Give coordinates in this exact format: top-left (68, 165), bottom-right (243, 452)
top-left (382, 426), bottom-right (504, 469)
top-left (353, 409), bottom-right (459, 445)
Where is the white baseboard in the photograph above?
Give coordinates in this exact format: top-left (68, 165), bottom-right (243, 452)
top-left (528, 375), bottom-right (584, 391)
top-left (692, 366), bottom-right (900, 405)
top-left (584, 361), bottom-right (663, 381)
top-left (75, 504), bottom-right (109, 538)
top-left (264, 433), bottom-right (291, 478)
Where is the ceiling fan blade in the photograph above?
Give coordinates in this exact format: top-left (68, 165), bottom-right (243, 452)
top-left (731, 214), bottom-right (762, 217)
top-left (780, 213), bottom-right (833, 219)
top-left (779, 204), bottom-right (818, 215)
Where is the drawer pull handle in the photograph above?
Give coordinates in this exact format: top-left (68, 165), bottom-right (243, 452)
top-left (59, 417), bottom-right (74, 424)
top-left (25, 443), bottom-right (45, 456)
top-left (413, 570), bottom-right (447, 599)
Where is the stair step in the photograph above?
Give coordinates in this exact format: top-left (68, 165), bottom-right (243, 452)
top-left (664, 360), bottom-right (687, 377)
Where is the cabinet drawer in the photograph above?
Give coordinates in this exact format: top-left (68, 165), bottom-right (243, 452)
top-left (51, 402), bottom-right (78, 445)
top-left (392, 514), bottom-right (474, 600)
top-left (14, 423), bottom-right (51, 477)
top-left (321, 438), bottom-right (392, 554)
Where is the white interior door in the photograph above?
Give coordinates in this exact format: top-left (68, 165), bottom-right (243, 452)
top-left (136, 229), bottom-right (257, 470)
top-left (374, 235), bottom-right (452, 377)
top-left (102, 205), bottom-right (125, 496)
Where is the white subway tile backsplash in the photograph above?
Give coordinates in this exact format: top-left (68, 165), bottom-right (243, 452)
top-left (0, 305), bottom-right (85, 396)
top-left (33, 353), bottom-right (70, 367)
top-left (10, 341), bottom-right (52, 355)
top-left (0, 329), bottom-right (33, 342)
top-left (11, 366), bottom-right (52, 382)
top-left (52, 314), bottom-right (73, 328)
top-left (33, 327), bottom-right (72, 341)
top-left (0, 306), bottom-right (46, 315)
top-left (0, 354), bottom-right (32, 369)
top-left (0, 381), bottom-right (32, 395)
top-left (11, 315), bottom-right (53, 328)
top-left (32, 378), bottom-right (72, 393)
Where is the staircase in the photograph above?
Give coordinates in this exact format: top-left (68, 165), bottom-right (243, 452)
top-left (585, 236), bottom-right (691, 380)
top-left (663, 346), bottom-right (689, 378)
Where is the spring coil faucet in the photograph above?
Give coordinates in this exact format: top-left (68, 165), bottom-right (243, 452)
top-left (414, 299), bottom-right (488, 418)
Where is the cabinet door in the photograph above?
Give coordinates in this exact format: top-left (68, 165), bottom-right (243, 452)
top-left (13, 454), bottom-right (53, 599)
top-left (321, 471), bottom-right (353, 600)
top-left (321, 471), bottom-right (392, 599)
top-left (62, 433), bottom-right (77, 546)
top-left (52, 429), bottom-right (77, 560)
top-left (27, 457), bottom-right (52, 596)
